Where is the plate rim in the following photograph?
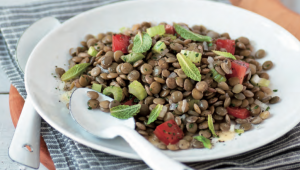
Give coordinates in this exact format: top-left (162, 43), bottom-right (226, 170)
top-left (25, 0), bottom-right (300, 162)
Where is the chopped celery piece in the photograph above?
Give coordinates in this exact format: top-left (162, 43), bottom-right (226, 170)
top-left (103, 86), bottom-right (123, 102)
top-left (162, 34), bottom-right (177, 40)
top-left (88, 46), bottom-right (98, 57)
top-left (121, 52), bottom-right (145, 64)
top-left (152, 41), bottom-right (166, 53)
top-left (119, 27), bottom-right (130, 33)
top-left (211, 68), bottom-right (227, 83)
top-left (128, 80), bottom-right (147, 100)
top-left (181, 50), bottom-right (202, 63)
top-left (92, 84), bottom-right (102, 93)
top-left (146, 25), bottom-right (165, 37)
top-left (250, 74), bottom-right (270, 87)
top-left (235, 129), bottom-right (245, 134)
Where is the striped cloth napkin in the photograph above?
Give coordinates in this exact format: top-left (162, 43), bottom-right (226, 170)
top-left (1, 0), bottom-right (300, 169)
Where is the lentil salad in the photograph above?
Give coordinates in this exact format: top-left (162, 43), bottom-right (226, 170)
top-left (56, 22), bottom-right (280, 150)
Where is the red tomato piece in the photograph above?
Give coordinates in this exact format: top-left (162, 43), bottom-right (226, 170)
top-left (122, 97), bottom-right (135, 106)
top-left (154, 119), bottom-right (184, 145)
top-left (227, 107), bottom-right (250, 119)
top-left (216, 39), bottom-right (236, 55)
top-left (226, 60), bottom-right (249, 84)
top-left (112, 34), bottom-right (130, 54)
top-left (165, 24), bottom-right (175, 35)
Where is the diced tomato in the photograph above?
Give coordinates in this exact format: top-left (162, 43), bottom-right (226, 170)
top-left (112, 34), bottom-right (131, 54)
top-left (226, 60), bottom-right (249, 84)
top-left (227, 107), bottom-right (250, 119)
top-left (216, 39), bottom-right (236, 55)
top-left (165, 24), bottom-right (175, 35)
top-left (154, 119), bottom-right (184, 145)
top-left (122, 97), bottom-right (135, 106)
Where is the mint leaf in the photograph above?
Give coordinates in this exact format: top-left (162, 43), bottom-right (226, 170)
top-left (194, 136), bottom-right (212, 149)
top-left (208, 114), bottom-right (218, 137)
top-left (212, 50), bottom-right (236, 60)
top-left (121, 52), bottom-right (145, 64)
top-left (103, 86), bottom-right (123, 102)
top-left (132, 32), bottom-right (152, 53)
top-left (174, 24), bottom-right (212, 42)
top-left (61, 63), bottom-right (90, 81)
top-left (181, 50), bottom-right (202, 63)
top-left (147, 104), bottom-right (163, 124)
top-left (176, 53), bottom-right (201, 81)
top-left (110, 104), bottom-right (141, 119)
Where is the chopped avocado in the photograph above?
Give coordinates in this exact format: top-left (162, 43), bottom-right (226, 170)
top-left (92, 84), bottom-right (102, 93)
top-left (103, 86), bottom-right (123, 102)
top-left (128, 80), bottom-right (147, 100)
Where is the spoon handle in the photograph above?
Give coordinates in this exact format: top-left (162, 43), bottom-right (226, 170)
top-left (8, 96), bottom-right (41, 169)
top-left (113, 126), bottom-right (193, 170)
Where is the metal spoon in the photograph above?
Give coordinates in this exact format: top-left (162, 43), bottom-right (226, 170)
top-left (69, 88), bottom-right (193, 170)
top-left (8, 17), bottom-right (61, 169)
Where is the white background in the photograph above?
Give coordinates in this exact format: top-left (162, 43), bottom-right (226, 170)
top-left (0, 0), bottom-right (299, 170)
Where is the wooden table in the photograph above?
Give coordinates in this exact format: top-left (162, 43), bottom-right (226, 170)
top-left (9, 0), bottom-right (300, 169)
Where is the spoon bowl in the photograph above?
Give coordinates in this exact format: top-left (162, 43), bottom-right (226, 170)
top-left (69, 88), bottom-right (135, 138)
top-left (69, 88), bottom-right (192, 170)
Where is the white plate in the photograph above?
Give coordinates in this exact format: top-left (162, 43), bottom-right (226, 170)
top-left (25, 0), bottom-right (300, 162)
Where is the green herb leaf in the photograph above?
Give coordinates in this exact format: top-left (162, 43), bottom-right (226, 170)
top-left (176, 53), bottom-right (201, 81)
top-left (189, 123), bottom-right (194, 129)
top-left (235, 129), bottom-right (245, 134)
top-left (194, 136), bottom-right (212, 149)
top-left (212, 50), bottom-right (236, 60)
top-left (132, 32), bottom-right (152, 53)
top-left (61, 63), bottom-right (90, 81)
top-left (147, 104), bottom-right (163, 124)
top-left (174, 24), bottom-right (212, 42)
top-left (266, 106), bottom-right (270, 111)
top-left (110, 104), bottom-right (141, 119)
top-left (103, 86), bottom-right (123, 102)
top-left (121, 52), bottom-right (145, 64)
top-left (208, 114), bottom-right (218, 137)
top-left (273, 89), bottom-right (278, 92)
top-left (254, 105), bottom-right (259, 109)
top-left (181, 50), bottom-right (202, 63)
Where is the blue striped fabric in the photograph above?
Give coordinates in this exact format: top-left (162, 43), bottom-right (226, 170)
top-left (1, 0), bottom-right (300, 169)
